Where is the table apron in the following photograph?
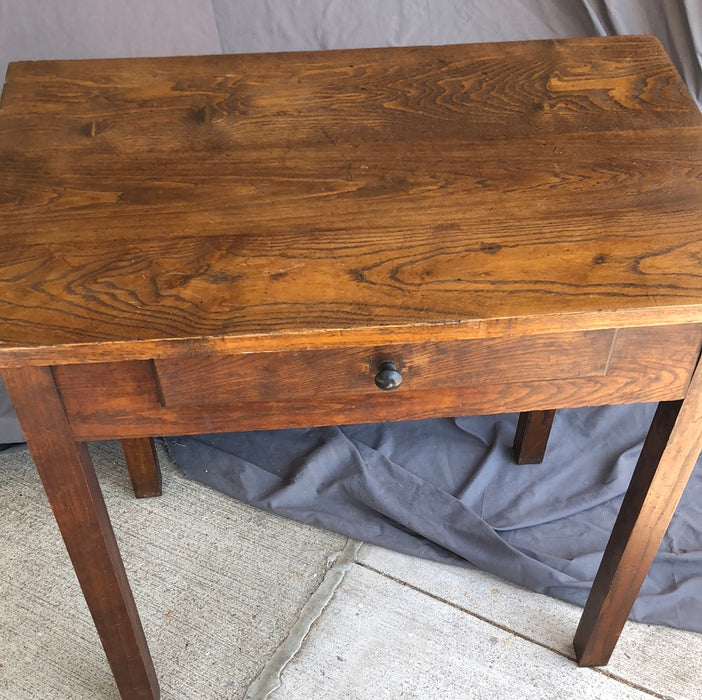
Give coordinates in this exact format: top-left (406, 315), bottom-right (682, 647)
top-left (52, 324), bottom-right (702, 441)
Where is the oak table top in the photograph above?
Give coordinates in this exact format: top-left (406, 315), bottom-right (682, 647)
top-left (1, 36), bottom-right (702, 700)
top-left (1, 35), bottom-right (701, 367)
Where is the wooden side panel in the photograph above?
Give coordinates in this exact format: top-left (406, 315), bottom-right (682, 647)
top-left (606, 324), bottom-right (702, 381)
top-left (54, 359), bottom-right (163, 410)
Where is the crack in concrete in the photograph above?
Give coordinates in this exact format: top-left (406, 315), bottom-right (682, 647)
top-left (243, 538), bottom-right (362, 700)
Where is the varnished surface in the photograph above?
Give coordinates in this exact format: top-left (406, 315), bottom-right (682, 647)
top-left (1, 36), bottom-right (701, 365)
top-left (154, 329), bottom-right (614, 405)
top-left (54, 324), bottom-right (702, 441)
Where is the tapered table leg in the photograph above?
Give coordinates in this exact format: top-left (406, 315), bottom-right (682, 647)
top-left (1, 366), bottom-right (159, 700)
top-left (121, 438), bottom-right (162, 498)
top-left (574, 359), bottom-right (702, 666)
top-left (513, 410), bottom-right (556, 464)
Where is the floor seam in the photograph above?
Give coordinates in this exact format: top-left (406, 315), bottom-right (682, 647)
top-left (243, 538), bottom-right (362, 700)
top-left (357, 561), bottom-right (673, 700)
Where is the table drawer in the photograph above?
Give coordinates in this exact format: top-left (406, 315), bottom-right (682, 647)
top-left (153, 329), bottom-right (615, 407)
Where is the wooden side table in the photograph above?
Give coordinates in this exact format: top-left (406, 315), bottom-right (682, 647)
top-left (1, 37), bottom-right (701, 699)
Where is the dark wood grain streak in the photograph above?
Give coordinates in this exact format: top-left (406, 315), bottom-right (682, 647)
top-left (0, 366), bottom-right (158, 699)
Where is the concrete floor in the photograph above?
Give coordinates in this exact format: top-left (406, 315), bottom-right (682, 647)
top-left (1, 441), bottom-right (700, 699)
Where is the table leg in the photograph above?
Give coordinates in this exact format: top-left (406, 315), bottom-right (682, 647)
top-left (121, 438), bottom-right (162, 498)
top-left (1, 366), bottom-right (159, 699)
top-left (513, 410), bottom-right (556, 464)
top-left (574, 358), bottom-right (702, 666)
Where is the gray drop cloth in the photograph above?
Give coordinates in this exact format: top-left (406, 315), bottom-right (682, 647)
top-left (1, 0), bottom-right (702, 632)
top-left (167, 406), bottom-right (702, 632)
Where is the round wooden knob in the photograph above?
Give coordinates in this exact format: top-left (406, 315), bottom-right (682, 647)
top-left (374, 361), bottom-right (403, 391)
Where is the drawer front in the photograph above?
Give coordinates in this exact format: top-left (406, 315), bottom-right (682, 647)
top-left (153, 329), bottom-right (615, 407)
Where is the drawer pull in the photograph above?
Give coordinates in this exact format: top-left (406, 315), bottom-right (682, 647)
top-left (375, 361), bottom-right (403, 391)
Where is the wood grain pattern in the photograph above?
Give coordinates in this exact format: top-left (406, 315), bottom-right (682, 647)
top-left (0, 366), bottom-right (158, 699)
top-left (55, 374), bottom-right (697, 442)
top-left (155, 329), bottom-right (614, 406)
top-left (2, 38), bottom-right (698, 146)
top-left (0, 36), bottom-right (701, 366)
top-left (604, 324), bottom-right (702, 383)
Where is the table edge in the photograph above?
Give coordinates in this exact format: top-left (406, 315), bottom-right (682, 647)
top-left (2, 306), bottom-right (702, 367)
